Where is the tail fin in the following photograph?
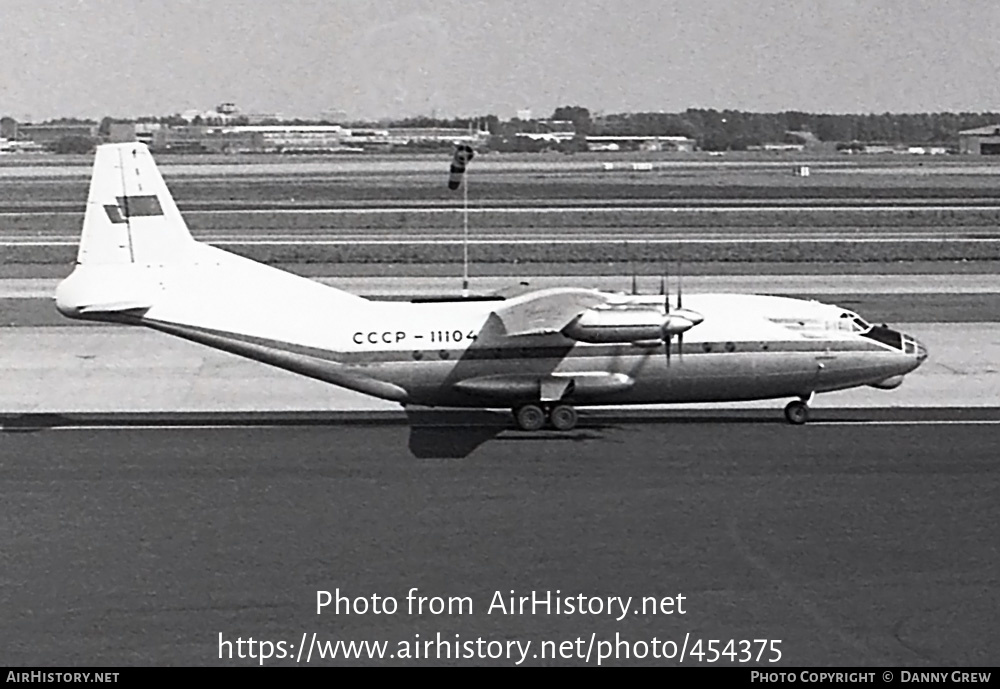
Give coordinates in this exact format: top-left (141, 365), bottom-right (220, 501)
top-left (78, 143), bottom-right (196, 265)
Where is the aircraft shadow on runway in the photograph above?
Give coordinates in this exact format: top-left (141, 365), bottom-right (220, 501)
top-left (404, 409), bottom-right (618, 458)
top-left (0, 413), bottom-right (75, 433)
top-left (402, 409), bottom-right (792, 458)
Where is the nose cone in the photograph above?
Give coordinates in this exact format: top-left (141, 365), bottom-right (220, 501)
top-left (902, 335), bottom-right (928, 376)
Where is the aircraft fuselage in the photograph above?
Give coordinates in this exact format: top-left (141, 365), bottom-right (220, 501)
top-left (54, 143), bottom-right (928, 428)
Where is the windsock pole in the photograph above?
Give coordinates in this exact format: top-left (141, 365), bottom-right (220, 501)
top-left (462, 170), bottom-right (469, 297)
top-left (448, 143), bottom-right (475, 297)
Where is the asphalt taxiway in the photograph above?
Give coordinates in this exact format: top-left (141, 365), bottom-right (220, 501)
top-left (1, 409), bottom-right (997, 666)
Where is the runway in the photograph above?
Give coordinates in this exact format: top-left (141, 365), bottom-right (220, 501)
top-left (1, 410), bottom-right (996, 666)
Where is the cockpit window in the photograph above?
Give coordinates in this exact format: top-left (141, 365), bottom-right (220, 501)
top-left (863, 324), bottom-right (903, 350)
top-left (837, 313), bottom-right (871, 332)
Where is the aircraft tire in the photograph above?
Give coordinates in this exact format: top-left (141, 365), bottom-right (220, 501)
top-left (549, 405), bottom-right (578, 431)
top-left (784, 400), bottom-right (810, 425)
top-left (514, 404), bottom-right (546, 431)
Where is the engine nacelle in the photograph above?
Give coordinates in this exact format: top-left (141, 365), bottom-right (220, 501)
top-left (563, 307), bottom-right (703, 344)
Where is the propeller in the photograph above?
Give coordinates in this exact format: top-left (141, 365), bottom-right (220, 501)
top-left (659, 262), bottom-right (703, 365)
top-left (627, 241), bottom-right (638, 295)
top-left (662, 264), bottom-right (672, 365)
top-left (676, 267), bottom-right (684, 362)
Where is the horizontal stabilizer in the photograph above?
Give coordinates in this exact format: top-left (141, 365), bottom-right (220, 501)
top-left (55, 265), bottom-right (157, 318)
top-left (78, 301), bottom-right (153, 314)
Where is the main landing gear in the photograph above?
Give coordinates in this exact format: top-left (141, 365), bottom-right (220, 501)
top-left (783, 398), bottom-right (811, 425)
top-left (513, 403), bottom-right (579, 431)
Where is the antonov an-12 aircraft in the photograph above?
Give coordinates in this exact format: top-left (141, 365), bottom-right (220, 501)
top-left (56, 143), bottom-right (927, 430)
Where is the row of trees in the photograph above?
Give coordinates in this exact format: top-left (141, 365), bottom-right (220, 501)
top-left (12, 107), bottom-right (1000, 154)
top-left (552, 107), bottom-right (1000, 150)
top-left (386, 107), bottom-right (1000, 151)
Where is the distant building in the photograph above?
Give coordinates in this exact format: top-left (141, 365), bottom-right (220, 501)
top-left (180, 108), bottom-right (235, 124)
top-left (17, 122), bottom-right (98, 143)
top-left (341, 128), bottom-right (391, 147)
top-left (585, 135), bottom-right (696, 152)
top-left (958, 125), bottom-right (1000, 154)
top-left (837, 143), bottom-right (898, 154)
top-left (590, 141), bottom-right (621, 152)
top-left (748, 143), bottom-right (806, 152)
top-left (224, 124), bottom-right (345, 152)
top-left (135, 122), bottom-right (164, 146)
top-left (1, 139), bottom-right (45, 152)
top-left (514, 119), bottom-right (576, 143)
top-left (150, 125), bottom-right (264, 153)
top-left (386, 127), bottom-right (488, 145)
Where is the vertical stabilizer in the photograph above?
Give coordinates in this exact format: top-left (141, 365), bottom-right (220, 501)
top-left (78, 143), bottom-right (195, 265)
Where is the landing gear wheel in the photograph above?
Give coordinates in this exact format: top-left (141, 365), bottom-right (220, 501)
top-left (548, 405), bottom-right (578, 431)
top-left (514, 404), bottom-right (546, 431)
top-left (784, 400), bottom-right (810, 425)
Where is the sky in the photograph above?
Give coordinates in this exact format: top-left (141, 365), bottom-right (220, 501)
top-left (2, 0), bottom-right (1000, 121)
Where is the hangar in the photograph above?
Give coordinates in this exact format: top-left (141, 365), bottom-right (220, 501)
top-left (958, 124), bottom-right (1000, 154)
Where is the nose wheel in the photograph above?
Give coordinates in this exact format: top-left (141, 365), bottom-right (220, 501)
top-left (513, 404), bottom-right (579, 431)
top-left (784, 400), bottom-right (810, 425)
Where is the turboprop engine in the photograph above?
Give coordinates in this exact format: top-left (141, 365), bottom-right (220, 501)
top-left (563, 306), bottom-right (704, 344)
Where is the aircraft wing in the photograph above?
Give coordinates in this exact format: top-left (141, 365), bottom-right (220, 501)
top-left (490, 287), bottom-right (610, 337)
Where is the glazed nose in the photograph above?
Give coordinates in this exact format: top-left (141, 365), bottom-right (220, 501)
top-left (915, 339), bottom-right (928, 364)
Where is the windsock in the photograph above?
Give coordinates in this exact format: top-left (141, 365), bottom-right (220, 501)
top-left (448, 144), bottom-right (475, 190)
